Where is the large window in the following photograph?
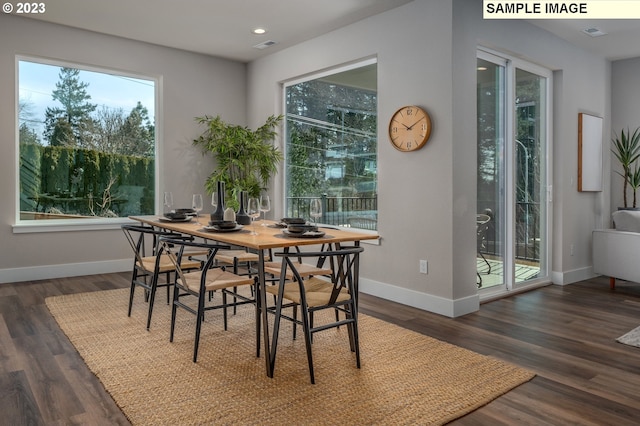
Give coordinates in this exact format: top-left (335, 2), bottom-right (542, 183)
top-left (284, 60), bottom-right (377, 230)
top-left (18, 58), bottom-right (156, 222)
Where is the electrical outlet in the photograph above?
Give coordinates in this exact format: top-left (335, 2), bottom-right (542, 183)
top-left (419, 260), bottom-right (428, 274)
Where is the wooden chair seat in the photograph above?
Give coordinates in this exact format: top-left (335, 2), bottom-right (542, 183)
top-left (180, 268), bottom-right (255, 293)
top-left (215, 249), bottom-right (260, 264)
top-left (265, 276), bottom-right (350, 307)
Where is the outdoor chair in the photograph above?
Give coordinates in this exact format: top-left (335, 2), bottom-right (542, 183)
top-left (476, 213), bottom-right (491, 288)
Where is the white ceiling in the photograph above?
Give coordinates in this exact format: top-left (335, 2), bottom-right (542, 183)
top-left (529, 19), bottom-right (640, 61)
top-left (21, 1), bottom-right (640, 63)
top-left (22, 0), bottom-right (413, 63)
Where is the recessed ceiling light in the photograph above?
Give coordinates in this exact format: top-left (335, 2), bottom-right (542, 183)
top-left (582, 27), bottom-right (607, 37)
top-left (477, 66), bottom-right (488, 71)
top-left (251, 27), bottom-right (267, 35)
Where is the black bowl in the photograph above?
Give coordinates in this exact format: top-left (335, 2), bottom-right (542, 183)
top-left (209, 220), bottom-right (237, 229)
top-left (176, 208), bottom-right (196, 216)
top-left (287, 224), bottom-right (318, 234)
top-left (281, 217), bottom-right (307, 225)
top-left (164, 212), bottom-right (187, 220)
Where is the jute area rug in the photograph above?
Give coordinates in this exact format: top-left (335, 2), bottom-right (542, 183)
top-left (46, 288), bottom-right (534, 425)
top-left (618, 325), bottom-right (640, 347)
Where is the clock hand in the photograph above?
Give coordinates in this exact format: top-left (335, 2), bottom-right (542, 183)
top-left (406, 116), bottom-right (424, 130)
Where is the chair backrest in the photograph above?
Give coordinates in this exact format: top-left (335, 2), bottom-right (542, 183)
top-left (158, 237), bottom-right (230, 289)
top-left (275, 246), bottom-right (364, 305)
top-left (121, 224), bottom-right (190, 271)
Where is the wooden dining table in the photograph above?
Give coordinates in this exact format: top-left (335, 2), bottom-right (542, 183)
top-left (129, 215), bottom-right (379, 377)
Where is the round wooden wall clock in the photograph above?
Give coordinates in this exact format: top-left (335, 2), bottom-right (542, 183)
top-left (388, 105), bottom-right (432, 152)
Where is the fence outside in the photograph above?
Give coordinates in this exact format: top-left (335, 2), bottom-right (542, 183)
top-left (286, 195), bottom-right (377, 229)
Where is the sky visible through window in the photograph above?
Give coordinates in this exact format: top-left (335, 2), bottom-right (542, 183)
top-left (19, 60), bottom-right (155, 143)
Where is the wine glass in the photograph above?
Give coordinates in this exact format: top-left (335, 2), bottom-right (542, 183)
top-left (310, 198), bottom-right (322, 224)
top-left (260, 194), bottom-right (271, 226)
top-left (192, 194), bottom-right (203, 225)
top-left (163, 191), bottom-right (173, 214)
top-left (211, 192), bottom-right (218, 210)
top-left (247, 197), bottom-right (261, 235)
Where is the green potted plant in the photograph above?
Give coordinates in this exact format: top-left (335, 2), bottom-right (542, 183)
top-left (193, 114), bottom-right (283, 210)
top-left (628, 164), bottom-right (640, 209)
top-left (612, 127), bottom-right (640, 209)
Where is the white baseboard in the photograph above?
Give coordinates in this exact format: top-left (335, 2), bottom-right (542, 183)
top-left (0, 259), bottom-right (131, 284)
top-left (3, 262), bottom-right (485, 318)
top-left (359, 277), bottom-right (480, 318)
top-left (551, 266), bottom-right (596, 286)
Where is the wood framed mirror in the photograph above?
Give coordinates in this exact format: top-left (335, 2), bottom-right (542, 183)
top-left (578, 113), bottom-right (603, 192)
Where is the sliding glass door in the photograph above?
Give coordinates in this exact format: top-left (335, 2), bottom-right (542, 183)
top-left (477, 50), bottom-right (551, 294)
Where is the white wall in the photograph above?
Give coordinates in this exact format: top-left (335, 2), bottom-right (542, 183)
top-left (248, 0), bottom-right (610, 316)
top-left (612, 57), bottom-right (640, 211)
top-left (0, 14), bottom-right (246, 282)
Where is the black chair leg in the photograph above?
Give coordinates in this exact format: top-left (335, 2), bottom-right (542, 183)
top-left (300, 307), bottom-right (315, 384)
top-left (233, 258), bottom-right (239, 314)
top-left (127, 276), bottom-right (137, 317)
top-left (222, 291), bottom-right (228, 331)
top-left (169, 287), bottom-right (179, 342)
top-left (146, 272), bottom-right (160, 330)
top-left (479, 251), bottom-right (491, 272)
top-left (193, 292), bottom-right (205, 363)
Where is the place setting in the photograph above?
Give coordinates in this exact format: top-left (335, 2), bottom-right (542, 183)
top-left (202, 220), bottom-right (244, 233)
top-left (157, 192), bottom-right (201, 223)
top-left (273, 217), bottom-right (328, 239)
top-left (202, 195), bottom-right (246, 233)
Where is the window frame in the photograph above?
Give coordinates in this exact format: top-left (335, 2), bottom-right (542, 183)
top-left (281, 57), bottom-right (378, 236)
top-left (13, 55), bottom-right (161, 233)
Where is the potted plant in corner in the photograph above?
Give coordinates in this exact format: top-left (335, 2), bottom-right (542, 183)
top-left (192, 114), bottom-right (283, 212)
top-left (612, 127), bottom-right (640, 209)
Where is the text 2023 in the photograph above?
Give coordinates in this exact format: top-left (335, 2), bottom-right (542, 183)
top-left (16, 3), bottom-right (46, 13)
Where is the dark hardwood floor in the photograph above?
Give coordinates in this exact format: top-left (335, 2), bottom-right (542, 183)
top-left (1, 273), bottom-right (640, 425)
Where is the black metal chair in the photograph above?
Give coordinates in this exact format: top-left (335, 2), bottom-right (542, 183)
top-left (263, 245), bottom-right (334, 339)
top-left (159, 237), bottom-right (259, 363)
top-left (268, 246), bottom-right (364, 384)
top-left (121, 224), bottom-right (201, 329)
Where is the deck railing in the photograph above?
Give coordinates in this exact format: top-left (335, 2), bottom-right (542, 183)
top-left (286, 195), bottom-right (377, 229)
top-left (287, 196), bottom-right (539, 262)
top-left (481, 201), bottom-right (540, 262)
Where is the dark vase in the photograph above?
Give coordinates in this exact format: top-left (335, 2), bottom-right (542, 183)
top-left (236, 191), bottom-right (251, 225)
top-left (210, 181), bottom-right (226, 222)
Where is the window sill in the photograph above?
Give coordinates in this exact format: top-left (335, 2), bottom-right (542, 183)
top-left (12, 217), bottom-right (136, 234)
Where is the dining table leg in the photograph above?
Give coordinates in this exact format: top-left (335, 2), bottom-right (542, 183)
top-left (258, 249), bottom-right (273, 377)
